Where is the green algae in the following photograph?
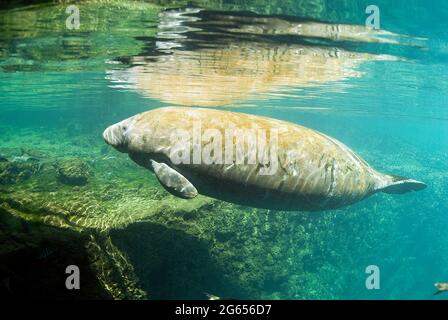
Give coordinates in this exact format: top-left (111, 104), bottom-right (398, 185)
top-left (57, 158), bottom-right (91, 185)
top-left (0, 160), bottom-right (40, 184)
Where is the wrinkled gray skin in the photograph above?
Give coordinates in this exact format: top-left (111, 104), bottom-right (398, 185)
top-left (103, 107), bottom-right (426, 211)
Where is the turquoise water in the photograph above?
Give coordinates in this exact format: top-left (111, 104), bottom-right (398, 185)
top-left (1, 1), bottom-right (447, 299)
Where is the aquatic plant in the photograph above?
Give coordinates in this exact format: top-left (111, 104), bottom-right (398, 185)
top-left (57, 158), bottom-right (91, 186)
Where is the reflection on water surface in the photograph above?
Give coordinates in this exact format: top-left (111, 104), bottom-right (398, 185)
top-left (107, 8), bottom-right (418, 107)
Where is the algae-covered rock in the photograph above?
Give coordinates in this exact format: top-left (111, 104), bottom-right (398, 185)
top-left (57, 158), bottom-right (91, 186)
top-left (0, 160), bottom-right (40, 184)
top-left (0, 206), bottom-right (111, 299)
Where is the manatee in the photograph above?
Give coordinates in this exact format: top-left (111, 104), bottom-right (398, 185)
top-left (103, 107), bottom-right (426, 211)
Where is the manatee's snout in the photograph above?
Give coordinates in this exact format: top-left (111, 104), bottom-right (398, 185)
top-left (103, 120), bottom-right (129, 152)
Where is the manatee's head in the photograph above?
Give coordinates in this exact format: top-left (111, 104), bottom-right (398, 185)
top-left (103, 116), bottom-right (136, 153)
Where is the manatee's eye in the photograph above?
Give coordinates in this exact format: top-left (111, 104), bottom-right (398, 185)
top-left (122, 126), bottom-right (127, 131)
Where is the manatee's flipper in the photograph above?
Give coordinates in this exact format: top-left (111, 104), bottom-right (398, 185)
top-left (150, 160), bottom-right (198, 199)
top-left (379, 175), bottom-right (427, 194)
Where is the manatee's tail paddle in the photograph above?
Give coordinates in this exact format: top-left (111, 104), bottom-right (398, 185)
top-left (377, 174), bottom-right (427, 194)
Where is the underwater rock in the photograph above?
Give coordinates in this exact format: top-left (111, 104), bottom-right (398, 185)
top-left (57, 158), bottom-right (91, 186)
top-left (0, 204), bottom-right (141, 299)
top-left (0, 160), bottom-right (40, 184)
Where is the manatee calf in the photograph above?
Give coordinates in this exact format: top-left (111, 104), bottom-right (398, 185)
top-left (103, 107), bottom-right (426, 211)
